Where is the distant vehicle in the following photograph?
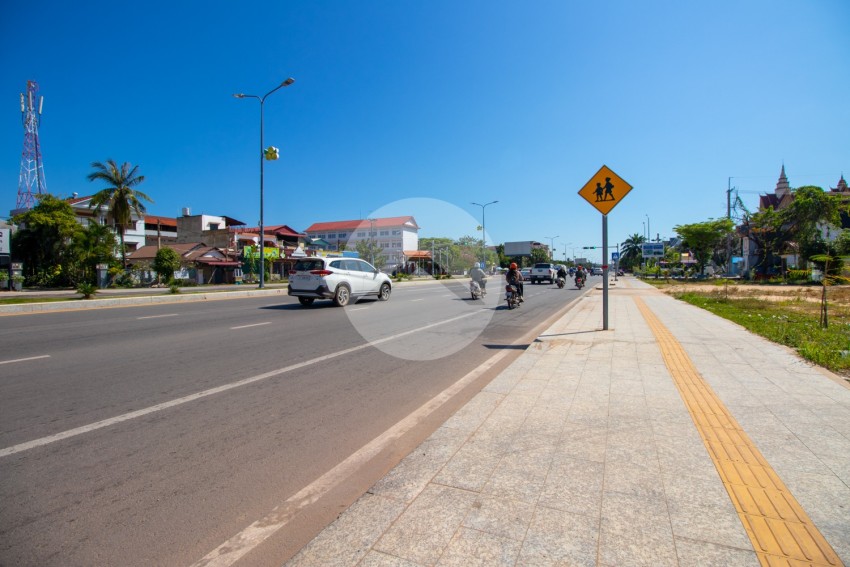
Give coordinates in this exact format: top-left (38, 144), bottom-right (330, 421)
top-left (591, 267), bottom-right (603, 276)
top-left (530, 263), bottom-right (556, 284)
top-left (520, 267), bottom-right (532, 280)
top-left (288, 257), bottom-right (392, 307)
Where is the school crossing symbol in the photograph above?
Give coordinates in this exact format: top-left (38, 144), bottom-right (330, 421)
top-left (578, 165), bottom-right (633, 215)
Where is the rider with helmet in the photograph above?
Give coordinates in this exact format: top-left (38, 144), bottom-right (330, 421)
top-left (505, 262), bottom-right (524, 302)
top-left (470, 264), bottom-right (487, 292)
top-left (575, 264), bottom-right (586, 286)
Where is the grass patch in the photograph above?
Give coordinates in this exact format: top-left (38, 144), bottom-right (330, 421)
top-left (675, 291), bottom-right (850, 377)
top-left (0, 297), bottom-right (81, 305)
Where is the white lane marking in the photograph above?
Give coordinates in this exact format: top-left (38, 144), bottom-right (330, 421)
top-left (137, 314), bottom-right (179, 320)
top-left (410, 298), bottom-right (424, 302)
top-left (0, 310), bottom-right (483, 459)
top-left (230, 322), bottom-right (272, 330)
top-left (0, 355), bottom-right (51, 365)
top-left (192, 347), bottom-right (510, 567)
top-left (349, 307), bottom-right (369, 312)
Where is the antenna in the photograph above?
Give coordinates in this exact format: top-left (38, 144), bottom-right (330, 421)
top-left (15, 80), bottom-right (48, 211)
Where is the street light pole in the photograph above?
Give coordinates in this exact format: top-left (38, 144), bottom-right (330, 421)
top-left (545, 236), bottom-right (559, 261)
top-left (367, 218), bottom-right (377, 265)
top-left (646, 214), bottom-right (651, 242)
top-left (471, 200), bottom-right (498, 267)
top-left (233, 77), bottom-right (295, 289)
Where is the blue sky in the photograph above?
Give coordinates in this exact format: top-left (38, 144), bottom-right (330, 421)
top-left (2, 0), bottom-right (847, 264)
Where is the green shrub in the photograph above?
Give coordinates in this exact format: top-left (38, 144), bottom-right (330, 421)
top-left (76, 282), bottom-right (98, 299)
top-left (169, 283), bottom-right (181, 294)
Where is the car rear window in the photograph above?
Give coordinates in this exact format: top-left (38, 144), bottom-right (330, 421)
top-left (534, 263), bottom-right (552, 268)
top-left (294, 259), bottom-right (325, 271)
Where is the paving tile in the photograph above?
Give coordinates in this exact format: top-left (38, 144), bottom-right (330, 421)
top-left (358, 550), bottom-right (424, 567)
top-left (516, 505), bottom-right (599, 567)
top-left (374, 484), bottom-right (477, 566)
top-left (603, 457), bottom-right (665, 499)
top-left (673, 536), bottom-right (759, 566)
top-left (482, 446), bottom-right (554, 504)
top-left (439, 391), bottom-right (503, 433)
top-left (661, 471), bottom-right (752, 549)
top-left (370, 432), bottom-right (468, 503)
top-left (436, 526), bottom-right (522, 566)
top-left (433, 437), bottom-right (505, 492)
top-left (286, 492), bottom-right (407, 567)
top-left (538, 454), bottom-right (604, 517)
top-left (599, 490), bottom-right (677, 567)
top-left (462, 494), bottom-right (535, 541)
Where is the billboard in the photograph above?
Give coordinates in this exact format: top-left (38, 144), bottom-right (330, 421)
top-left (642, 243), bottom-right (665, 257)
top-left (504, 241), bottom-right (534, 256)
top-left (0, 228), bottom-right (9, 254)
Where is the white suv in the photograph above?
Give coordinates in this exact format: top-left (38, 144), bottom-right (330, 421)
top-left (288, 257), bottom-right (392, 307)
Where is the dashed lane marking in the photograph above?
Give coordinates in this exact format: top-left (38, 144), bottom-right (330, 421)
top-left (0, 354), bottom-right (51, 365)
top-left (634, 296), bottom-right (843, 567)
top-left (230, 322), bottom-right (272, 330)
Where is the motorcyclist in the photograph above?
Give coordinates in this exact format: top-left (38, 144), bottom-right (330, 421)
top-left (470, 264), bottom-right (487, 293)
top-left (575, 264), bottom-right (586, 286)
top-left (505, 262), bottom-right (524, 302)
top-left (556, 265), bottom-right (567, 281)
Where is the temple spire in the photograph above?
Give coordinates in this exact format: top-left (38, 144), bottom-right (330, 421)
top-left (775, 164), bottom-right (791, 198)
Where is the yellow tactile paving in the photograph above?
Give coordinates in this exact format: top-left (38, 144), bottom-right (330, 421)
top-left (634, 297), bottom-right (843, 567)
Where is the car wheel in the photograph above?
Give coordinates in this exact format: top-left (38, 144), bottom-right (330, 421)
top-left (298, 297), bottom-right (315, 306)
top-left (333, 284), bottom-right (351, 307)
top-left (378, 282), bottom-right (391, 301)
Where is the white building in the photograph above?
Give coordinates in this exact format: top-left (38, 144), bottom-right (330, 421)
top-left (303, 216), bottom-right (420, 269)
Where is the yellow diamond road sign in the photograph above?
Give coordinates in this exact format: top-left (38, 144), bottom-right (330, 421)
top-left (578, 165), bottom-right (633, 215)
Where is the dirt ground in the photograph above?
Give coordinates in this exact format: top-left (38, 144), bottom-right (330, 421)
top-left (651, 280), bottom-right (850, 306)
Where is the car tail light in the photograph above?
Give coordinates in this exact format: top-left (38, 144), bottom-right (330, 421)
top-left (310, 270), bottom-right (333, 276)
top-left (289, 270), bottom-right (297, 276)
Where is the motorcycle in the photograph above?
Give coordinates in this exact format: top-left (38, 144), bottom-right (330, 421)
top-left (556, 276), bottom-right (566, 289)
top-left (505, 284), bottom-right (520, 309)
top-left (575, 275), bottom-right (585, 290)
top-left (470, 278), bottom-right (486, 300)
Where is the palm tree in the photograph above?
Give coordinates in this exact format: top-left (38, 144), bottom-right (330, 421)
top-left (87, 160), bottom-right (153, 268)
top-left (620, 233), bottom-right (646, 271)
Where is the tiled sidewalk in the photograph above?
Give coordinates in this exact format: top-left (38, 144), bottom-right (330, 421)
top-left (286, 278), bottom-right (850, 566)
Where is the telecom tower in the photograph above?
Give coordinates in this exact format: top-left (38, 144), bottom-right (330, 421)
top-left (16, 80), bottom-right (47, 212)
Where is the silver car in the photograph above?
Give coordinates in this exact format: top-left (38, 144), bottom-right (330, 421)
top-left (288, 256), bottom-right (392, 307)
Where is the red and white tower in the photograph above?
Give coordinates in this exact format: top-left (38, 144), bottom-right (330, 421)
top-left (16, 80), bottom-right (47, 211)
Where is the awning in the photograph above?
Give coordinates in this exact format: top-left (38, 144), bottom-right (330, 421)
top-left (403, 250), bottom-right (432, 259)
top-left (195, 260), bottom-right (242, 267)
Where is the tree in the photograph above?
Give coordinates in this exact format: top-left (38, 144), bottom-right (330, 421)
top-left (152, 247), bottom-right (182, 284)
top-left (71, 222), bottom-right (117, 285)
top-left (779, 186), bottom-right (847, 261)
top-left (87, 160), bottom-right (153, 268)
top-left (742, 207), bottom-right (786, 276)
top-left (530, 248), bottom-right (549, 264)
top-left (673, 218), bottom-right (735, 274)
top-left (356, 239), bottom-right (385, 269)
top-left (620, 233), bottom-right (645, 271)
top-left (11, 194), bottom-right (82, 286)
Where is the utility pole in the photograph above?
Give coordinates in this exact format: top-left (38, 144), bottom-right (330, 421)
top-left (727, 177), bottom-right (733, 276)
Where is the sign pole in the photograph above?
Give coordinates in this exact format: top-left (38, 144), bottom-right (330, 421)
top-left (602, 214), bottom-right (608, 330)
top-left (576, 164), bottom-right (632, 332)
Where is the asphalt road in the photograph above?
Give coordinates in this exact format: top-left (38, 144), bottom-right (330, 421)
top-left (0, 277), bottom-right (597, 566)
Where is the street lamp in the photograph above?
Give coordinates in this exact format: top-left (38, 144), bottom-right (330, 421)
top-left (646, 214), bottom-right (651, 242)
top-left (233, 77), bottom-right (295, 289)
top-left (545, 236), bottom-right (559, 261)
top-left (367, 218), bottom-right (377, 265)
top-left (471, 200), bottom-right (498, 266)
